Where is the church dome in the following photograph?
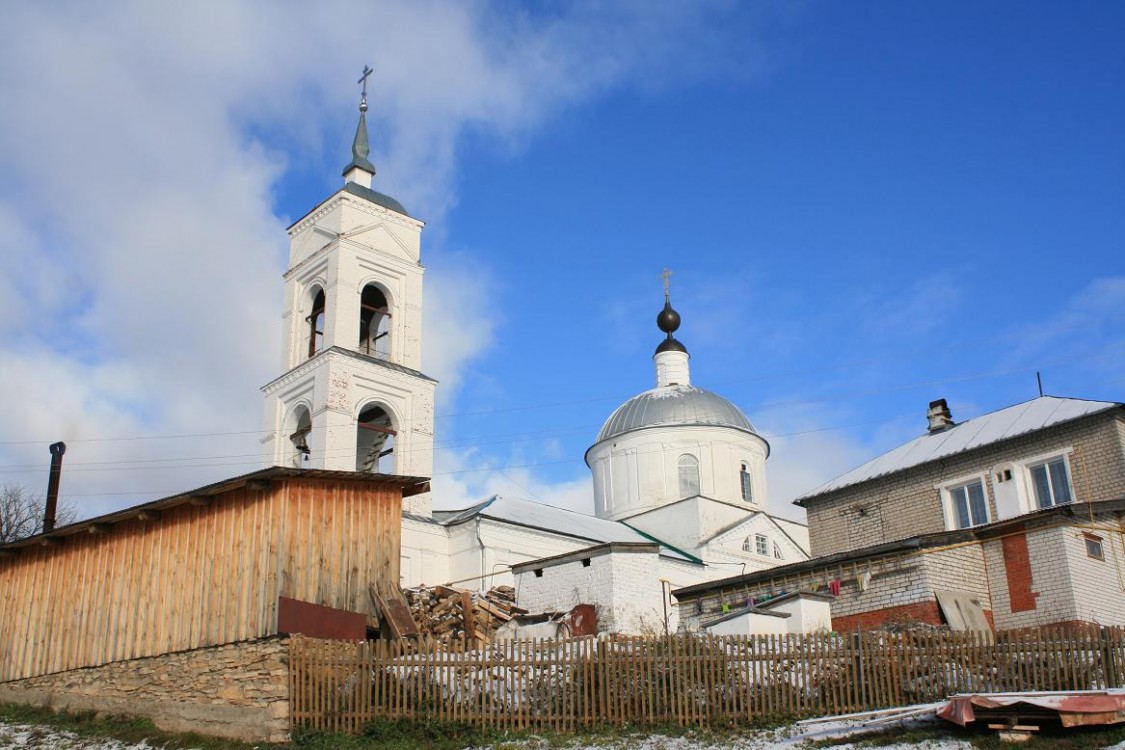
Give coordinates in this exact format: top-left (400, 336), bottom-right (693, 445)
top-left (595, 384), bottom-right (757, 443)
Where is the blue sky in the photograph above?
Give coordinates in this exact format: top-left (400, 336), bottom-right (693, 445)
top-left (0, 1), bottom-right (1122, 521)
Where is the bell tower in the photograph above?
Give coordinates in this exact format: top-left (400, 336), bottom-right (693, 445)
top-left (261, 68), bottom-right (436, 515)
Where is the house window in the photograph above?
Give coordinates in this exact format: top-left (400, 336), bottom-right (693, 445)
top-left (1029, 456), bottom-right (1073, 508)
top-left (740, 463), bottom-right (753, 503)
top-left (1084, 534), bottom-right (1104, 561)
top-left (948, 479), bottom-right (988, 529)
top-left (773, 543), bottom-right (783, 560)
top-left (742, 537), bottom-right (753, 552)
top-left (678, 454), bottom-right (700, 498)
top-left (307, 288), bottom-right (325, 358)
top-left (755, 534), bottom-right (768, 556)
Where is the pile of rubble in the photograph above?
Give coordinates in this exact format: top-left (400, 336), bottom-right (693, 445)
top-left (402, 584), bottom-right (527, 645)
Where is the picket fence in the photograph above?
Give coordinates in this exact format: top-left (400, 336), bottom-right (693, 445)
top-left (289, 627), bottom-right (1125, 734)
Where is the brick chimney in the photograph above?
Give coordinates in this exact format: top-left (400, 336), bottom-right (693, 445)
top-left (927, 399), bottom-right (954, 433)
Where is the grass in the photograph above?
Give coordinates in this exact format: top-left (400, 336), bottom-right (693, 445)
top-left (291, 717), bottom-right (799, 750)
top-left (0, 702), bottom-right (257, 750)
top-left (16, 701), bottom-right (1125, 750)
top-left (0, 703), bottom-right (792, 750)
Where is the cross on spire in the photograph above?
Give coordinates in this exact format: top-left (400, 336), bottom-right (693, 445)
top-left (660, 268), bottom-right (672, 300)
top-left (358, 65), bottom-right (373, 98)
top-left (344, 65), bottom-right (377, 180)
top-left (357, 65), bottom-right (373, 112)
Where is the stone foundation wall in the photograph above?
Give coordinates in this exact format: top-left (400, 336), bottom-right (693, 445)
top-left (0, 637), bottom-right (289, 743)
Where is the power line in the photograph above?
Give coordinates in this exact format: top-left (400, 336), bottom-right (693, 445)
top-left (0, 414), bottom-right (910, 483)
top-left (0, 349), bottom-right (1119, 457)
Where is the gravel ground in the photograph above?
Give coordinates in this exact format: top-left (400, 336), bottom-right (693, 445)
top-left (0, 723), bottom-right (162, 750)
top-left (0, 716), bottom-right (967, 750)
top-left (4, 717), bottom-right (1125, 750)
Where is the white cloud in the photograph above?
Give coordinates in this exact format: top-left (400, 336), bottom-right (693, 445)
top-left (0, 1), bottom-right (773, 517)
top-left (421, 258), bottom-right (497, 408)
top-left (430, 445), bottom-right (593, 514)
top-left (1004, 276), bottom-right (1125, 378)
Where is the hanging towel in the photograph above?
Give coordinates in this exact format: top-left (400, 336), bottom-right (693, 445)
top-left (828, 579), bottom-right (842, 596)
top-left (858, 571), bottom-right (872, 591)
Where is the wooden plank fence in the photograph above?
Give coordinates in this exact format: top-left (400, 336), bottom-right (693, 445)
top-left (289, 626), bottom-right (1125, 734)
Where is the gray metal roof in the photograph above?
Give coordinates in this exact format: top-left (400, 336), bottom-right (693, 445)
top-left (343, 182), bottom-right (409, 217)
top-left (595, 385), bottom-right (757, 443)
top-left (434, 495), bottom-right (698, 563)
top-left (797, 396), bottom-right (1121, 502)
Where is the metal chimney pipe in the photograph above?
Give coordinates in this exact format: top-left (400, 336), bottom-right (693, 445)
top-left (44, 442), bottom-right (66, 533)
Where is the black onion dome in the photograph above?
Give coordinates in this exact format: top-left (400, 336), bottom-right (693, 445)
top-left (657, 300), bottom-right (681, 333)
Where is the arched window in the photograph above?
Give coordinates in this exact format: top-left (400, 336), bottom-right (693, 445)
top-left (359, 284), bottom-right (391, 359)
top-left (678, 454), bottom-right (699, 499)
top-left (288, 406), bottom-right (312, 467)
top-left (357, 403), bottom-right (396, 473)
top-left (307, 289), bottom-right (325, 358)
top-left (742, 536), bottom-right (753, 553)
top-left (740, 462), bottom-right (753, 503)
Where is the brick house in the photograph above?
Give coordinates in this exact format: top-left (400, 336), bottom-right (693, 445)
top-left (674, 396), bottom-right (1125, 633)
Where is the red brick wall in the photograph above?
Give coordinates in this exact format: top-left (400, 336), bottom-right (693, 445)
top-left (832, 601), bottom-right (943, 632)
top-left (1001, 532), bottom-right (1038, 612)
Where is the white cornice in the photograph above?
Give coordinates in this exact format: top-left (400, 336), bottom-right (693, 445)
top-left (261, 346), bottom-right (436, 395)
top-left (288, 190), bottom-right (422, 238)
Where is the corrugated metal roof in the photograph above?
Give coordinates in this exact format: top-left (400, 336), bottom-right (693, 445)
top-left (595, 385), bottom-right (757, 443)
top-left (435, 495), bottom-right (698, 562)
top-left (798, 396), bottom-right (1120, 501)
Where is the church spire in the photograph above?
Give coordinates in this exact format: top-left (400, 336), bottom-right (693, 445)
top-left (343, 65), bottom-right (377, 187)
top-left (654, 268), bottom-right (690, 387)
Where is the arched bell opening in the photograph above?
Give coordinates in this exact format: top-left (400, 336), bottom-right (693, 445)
top-left (306, 287), bottom-right (326, 359)
top-left (287, 405), bottom-right (313, 467)
top-left (356, 403), bottom-right (396, 473)
top-left (359, 284), bottom-right (391, 359)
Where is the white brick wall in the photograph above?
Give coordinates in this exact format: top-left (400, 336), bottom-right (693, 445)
top-left (676, 544), bottom-right (991, 632)
top-left (985, 522), bottom-right (1125, 629)
top-left (515, 549), bottom-right (666, 634)
top-left (1065, 524), bottom-right (1125, 625)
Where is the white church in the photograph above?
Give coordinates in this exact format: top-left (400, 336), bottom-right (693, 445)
top-left (259, 89), bottom-right (810, 633)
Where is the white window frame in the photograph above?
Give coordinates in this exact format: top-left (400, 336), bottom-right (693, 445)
top-left (1021, 450), bottom-right (1076, 510)
top-left (739, 462), bottom-right (753, 504)
top-left (678, 454), bottom-right (700, 499)
top-left (936, 472), bottom-right (991, 530)
top-left (754, 533), bottom-right (769, 556)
